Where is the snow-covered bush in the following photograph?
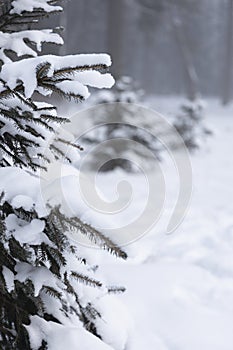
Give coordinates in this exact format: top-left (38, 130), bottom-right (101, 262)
top-left (173, 100), bottom-right (212, 151)
top-left (0, 1), bottom-right (128, 349)
top-left (78, 76), bottom-right (162, 172)
top-left (77, 81), bottom-right (211, 173)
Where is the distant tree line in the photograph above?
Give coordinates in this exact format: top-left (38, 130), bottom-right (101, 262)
top-left (53, 0), bottom-right (233, 103)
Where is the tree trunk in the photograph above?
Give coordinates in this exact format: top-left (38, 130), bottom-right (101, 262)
top-left (107, 0), bottom-right (124, 79)
top-left (222, 0), bottom-right (233, 105)
top-left (169, 1), bottom-right (199, 101)
top-left (59, 1), bottom-right (67, 55)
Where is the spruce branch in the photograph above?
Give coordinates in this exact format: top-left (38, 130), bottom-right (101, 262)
top-left (42, 285), bottom-right (62, 300)
top-left (49, 206), bottom-right (127, 260)
top-left (70, 271), bottom-right (102, 288)
top-left (107, 285), bottom-right (126, 294)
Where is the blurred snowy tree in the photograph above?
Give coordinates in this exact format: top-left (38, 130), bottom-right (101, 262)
top-left (173, 100), bottom-right (211, 150)
top-left (77, 78), bottom-right (211, 173)
top-left (78, 76), bottom-right (163, 172)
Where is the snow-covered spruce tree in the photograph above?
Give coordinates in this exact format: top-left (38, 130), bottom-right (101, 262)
top-left (173, 100), bottom-right (211, 151)
top-left (78, 76), bottom-right (162, 172)
top-left (76, 78), bottom-right (211, 174)
top-left (0, 1), bottom-right (127, 349)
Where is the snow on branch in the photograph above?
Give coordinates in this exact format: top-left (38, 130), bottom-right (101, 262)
top-left (10, 0), bottom-right (62, 15)
top-left (1, 53), bottom-right (115, 100)
top-left (0, 29), bottom-right (63, 62)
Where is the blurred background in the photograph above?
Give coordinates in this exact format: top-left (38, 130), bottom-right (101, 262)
top-left (54, 0), bottom-right (233, 104)
top-left (47, 2), bottom-right (233, 348)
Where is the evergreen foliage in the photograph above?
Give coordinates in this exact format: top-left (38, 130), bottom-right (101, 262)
top-left (0, 1), bottom-right (126, 349)
top-left (78, 78), bottom-right (211, 173)
top-left (78, 76), bottom-right (162, 172)
top-left (174, 100), bottom-right (212, 150)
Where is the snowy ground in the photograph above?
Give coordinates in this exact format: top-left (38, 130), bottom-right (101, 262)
top-left (92, 99), bottom-right (233, 350)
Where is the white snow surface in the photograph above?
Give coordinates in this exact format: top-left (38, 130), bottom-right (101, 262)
top-left (10, 0), bottom-right (62, 14)
top-left (1, 54), bottom-right (114, 98)
top-left (15, 262), bottom-right (58, 297)
top-left (38, 97), bottom-right (233, 349)
top-left (2, 97), bottom-right (233, 349)
top-left (27, 316), bottom-right (114, 350)
top-left (2, 266), bottom-right (15, 292)
top-left (0, 167), bottom-right (130, 349)
top-left (56, 80), bottom-right (90, 100)
top-left (94, 98), bottom-right (233, 350)
top-left (0, 30), bottom-right (63, 60)
top-left (5, 215), bottom-right (47, 245)
top-left (11, 194), bottom-right (34, 211)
